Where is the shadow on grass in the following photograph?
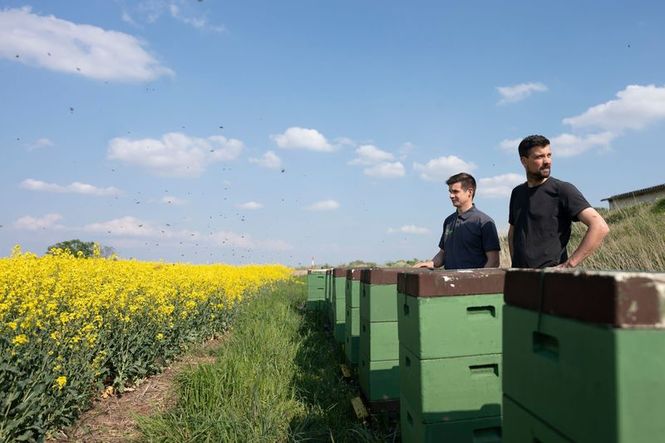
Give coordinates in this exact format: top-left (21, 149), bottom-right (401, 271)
top-left (288, 292), bottom-right (398, 442)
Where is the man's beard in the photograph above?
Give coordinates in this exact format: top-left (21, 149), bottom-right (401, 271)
top-left (528, 167), bottom-right (550, 181)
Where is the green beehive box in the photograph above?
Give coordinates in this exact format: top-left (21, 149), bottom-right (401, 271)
top-left (401, 394), bottom-right (502, 443)
top-left (324, 269), bottom-right (331, 322)
top-left (400, 344), bottom-right (502, 423)
top-left (360, 282), bottom-right (398, 321)
top-left (397, 269), bottom-right (505, 359)
top-left (359, 317), bottom-right (399, 362)
top-left (503, 269), bottom-right (665, 443)
top-left (344, 305), bottom-right (360, 365)
top-left (331, 268), bottom-right (347, 344)
top-left (359, 268), bottom-right (408, 322)
top-left (358, 358), bottom-right (400, 402)
top-left (356, 269), bottom-right (404, 404)
top-left (306, 269), bottom-right (326, 304)
top-left (345, 268), bottom-right (362, 308)
top-left (502, 395), bottom-right (569, 443)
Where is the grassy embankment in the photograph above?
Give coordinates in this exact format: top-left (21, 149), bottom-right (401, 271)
top-left (498, 199), bottom-right (665, 271)
top-left (138, 279), bottom-right (392, 442)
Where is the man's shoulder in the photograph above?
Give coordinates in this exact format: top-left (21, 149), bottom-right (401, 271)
top-left (468, 207), bottom-right (496, 224)
top-left (510, 181), bottom-right (528, 195)
top-left (545, 176), bottom-right (573, 187)
top-left (443, 212), bottom-right (457, 224)
top-left (546, 177), bottom-right (582, 194)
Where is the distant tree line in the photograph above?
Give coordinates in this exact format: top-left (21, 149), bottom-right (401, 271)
top-left (302, 258), bottom-right (421, 270)
top-left (46, 239), bottom-right (115, 258)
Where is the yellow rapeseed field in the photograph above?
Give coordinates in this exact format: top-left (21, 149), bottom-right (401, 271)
top-left (0, 245), bottom-right (291, 441)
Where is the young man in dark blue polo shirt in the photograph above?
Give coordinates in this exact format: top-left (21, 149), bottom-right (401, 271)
top-left (415, 172), bottom-right (501, 269)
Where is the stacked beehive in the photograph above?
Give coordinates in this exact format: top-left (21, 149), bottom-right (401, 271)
top-left (398, 269), bottom-right (505, 442)
top-left (331, 268), bottom-right (348, 345)
top-left (344, 268), bottom-right (364, 366)
top-left (306, 269), bottom-right (327, 311)
top-left (358, 268), bottom-right (405, 408)
top-left (324, 268), bottom-right (333, 327)
top-left (503, 269), bottom-right (665, 442)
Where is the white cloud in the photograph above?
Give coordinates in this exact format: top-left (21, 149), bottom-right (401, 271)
top-left (497, 82), bottom-right (548, 104)
top-left (83, 216), bottom-right (198, 240)
top-left (399, 142), bottom-right (416, 160)
top-left (161, 195), bottom-right (186, 205)
top-left (413, 155), bottom-right (477, 182)
top-left (121, 10), bottom-right (137, 26)
top-left (306, 199), bottom-right (340, 211)
top-left (364, 162), bottom-right (405, 178)
top-left (107, 132), bottom-right (243, 177)
top-left (168, 3), bottom-right (225, 32)
top-left (499, 137), bottom-right (522, 154)
top-left (477, 173), bottom-right (524, 198)
top-left (77, 215), bottom-right (293, 253)
top-left (14, 213), bottom-right (64, 230)
top-left (550, 132), bottom-right (617, 157)
top-left (0, 7), bottom-right (173, 82)
top-left (84, 216), bottom-right (157, 237)
top-left (349, 144), bottom-right (395, 165)
top-left (334, 137), bottom-right (356, 146)
top-left (27, 137), bottom-right (53, 151)
top-left (128, 1), bottom-right (224, 32)
top-left (348, 145), bottom-right (404, 178)
top-left (271, 127), bottom-right (333, 152)
top-left (563, 84), bottom-right (665, 132)
top-left (387, 225), bottom-right (430, 235)
top-left (20, 178), bottom-right (121, 196)
top-left (237, 201), bottom-right (263, 210)
top-left (500, 84), bottom-right (665, 159)
top-left (249, 150), bottom-right (282, 169)
top-left (501, 132), bottom-right (616, 158)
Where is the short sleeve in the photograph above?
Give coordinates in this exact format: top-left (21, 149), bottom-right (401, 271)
top-left (438, 214), bottom-right (456, 250)
top-left (481, 219), bottom-right (501, 252)
top-left (560, 181), bottom-right (591, 221)
top-left (438, 217), bottom-right (450, 250)
top-left (508, 187), bottom-right (517, 225)
top-left (437, 229), bottom-right (445, 250)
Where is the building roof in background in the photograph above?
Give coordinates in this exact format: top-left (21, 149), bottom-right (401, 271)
top-left (602, 184), bottom-right (665, 202)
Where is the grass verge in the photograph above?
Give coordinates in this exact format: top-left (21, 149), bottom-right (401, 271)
top-left (138, 278), bottom-right (394, 442)
top-left (498, 198), bottom-right (665, 271)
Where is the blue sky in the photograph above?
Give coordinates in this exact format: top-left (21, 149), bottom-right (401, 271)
top-left (1, 1), bottom-right (664, 267)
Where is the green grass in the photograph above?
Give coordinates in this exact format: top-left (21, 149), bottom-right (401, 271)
top-left (499, 198), bottom-right (665, 272)
top-left (138, 279), bottom-right (394, 442)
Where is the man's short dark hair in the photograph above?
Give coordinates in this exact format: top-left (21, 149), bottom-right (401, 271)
top-left (446, 172), bottom-right (476, 198)
top-left (518, 135), bottom-right (550, 158)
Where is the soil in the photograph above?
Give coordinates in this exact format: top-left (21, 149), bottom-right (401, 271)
top-left (47, 337), bottom-right (225, 443)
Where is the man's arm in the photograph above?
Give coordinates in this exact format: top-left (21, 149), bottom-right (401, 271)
top-left (414, 249), bottom-right (445, 269)
top-left (484, 250), bottom-right (500, 268)
top-left (507, 224), bottom-right (514, 261)
top-left (557, 207), bottom-right (609, 268)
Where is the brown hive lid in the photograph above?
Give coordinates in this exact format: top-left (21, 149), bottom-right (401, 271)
top-left (346, 268), bottom-right (369, 280)
top-left (333, 267), bottom-right (348, 277)
top-left (504, 269), bottom-right (665, 328)
top-left (398, 268), bottom-right (506, 297)
top-left (307, 268), bottom-right (328, 274)
top-left (360, 267), bottom-right (413, 285)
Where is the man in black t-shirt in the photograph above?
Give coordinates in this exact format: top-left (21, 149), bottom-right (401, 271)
top-left (415, 172), bottom-right (501, 270)
top-left (508, 135), bottom-right (609, 268)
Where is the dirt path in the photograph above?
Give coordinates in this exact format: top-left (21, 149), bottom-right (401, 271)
top-left (47, 337), bottom-right (225, 443)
